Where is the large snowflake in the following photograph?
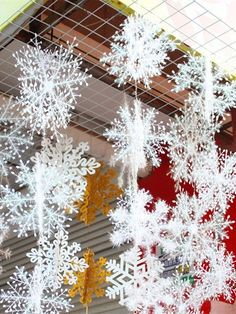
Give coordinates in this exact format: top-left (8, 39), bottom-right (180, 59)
top-left (0, 97), bottom-right (32, 177)
top-left (101, 14), bottom-right (175, 88)
top-left (158, 193), bottom-right (233, 266)
top-left (13, 39), bottom-right (90, 138)
top-left (27, 230), bottom-right (88, 289)
top-left (104, 99), bottom-right (165, 187)
top-left (0, 137), bottom-right (99, 237)
top-left (170, 54), bottom-right (236, 119)
top-left (193, 149), bottom-right (236, 213)
top-left (0, 265), bottom-right (73, 313)
top-left (167, 107), bottom-right (218, 184)
top-left (109, 188), bottom-right (169, 247)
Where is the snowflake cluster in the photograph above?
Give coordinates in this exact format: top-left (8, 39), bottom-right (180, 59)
top-left (0, 136), bottom-right (100, 237)
top-left (104, 99), bottom-right (165, 188)
top-left (0, 35), bottom-right (101, 314)
top-left (14, 38), bottom-right (91, 138)
top-left (104, 16), bottom-right (236, 314)
top-left (101, 14), bottom-right (175, 88)
top-left (27, 231), bottom-right (88, 289)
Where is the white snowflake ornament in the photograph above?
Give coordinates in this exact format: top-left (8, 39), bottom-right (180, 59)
top-left (106, 248), bottom-right (173, 313)
top-left (101, 15), bottom-right (175, 88)
top-left (170, 54), bottom-right (236, 119)
top-left (0, 97), bottom-right (32, 177)
top-left (158, 193), bottom-right (233, 265)
top-left (110, 188), bottom-right (169, 247)
top-left (0, 265), bottom-right (73, 313)
top-left (167, 108), bottom-right (218, 184)
top-left (193, 149), bottom-right (236, 213)
top-left (33, 136), bottom-right (100, 211)
top-left (27, 231), bottom-right (88, 289)
top-left (104, 99), bottom-right (165, 187)
top-left (14, 38), bottom-right (91, 138)
top-left (194, 246), bottom-right (236, 304)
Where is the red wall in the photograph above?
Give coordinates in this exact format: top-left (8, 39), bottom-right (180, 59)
top-left (138, 153), bottom-right (236, 313)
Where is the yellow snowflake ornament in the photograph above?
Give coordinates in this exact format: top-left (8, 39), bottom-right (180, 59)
top-left (75, 162), bottom-right (122, 224)
top-left (67, 248), bottom-right (110, 306)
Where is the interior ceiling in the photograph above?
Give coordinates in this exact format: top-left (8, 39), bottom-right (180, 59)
top-left (0, 0), bottom-right (235, 147)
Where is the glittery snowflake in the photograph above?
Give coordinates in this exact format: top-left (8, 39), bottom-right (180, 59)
top-left (193, 149), bottom-right (236, 213)
top-left (0, 265), bottom-right (73, 313)
top-left (0, 137), bottom-right (99, 237)
top-left (67, 248), bottom-right (110, 305)
top-left (0, 97), bottom-right (32, 177)
top-left (109, 188), bottom-right (169, 247)
top-left (14, 38), bottom-right (91, 138)
top-left (158, 193), bottom-right (233, 266)
top-left (104, 99), bottom-right (165, 187)
top-left (27, 230), bottom-right (88, 289)
top-left (170, 54), bottom-right (236, 119)
top-left (101, 15), bottom-right (175, 88)
top-left (167, 108), bottom-right (218, 184)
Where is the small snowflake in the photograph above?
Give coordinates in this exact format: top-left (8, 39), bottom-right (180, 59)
top-left (0, 97), bottom-right (32, 177)
top-left (0, 265), bottom-right (73, 313)
top-left (104, 99), bottom-right (165, 187)
top-left (27, 230), bottom-right (88, 289)
top-left (167, 108), bottom-right (218, 184)
top-left (109, 188), bottom-right (169, 247)
top-left (101, 15), bottom-right (175, 88)
top-left (170, 54), bottom-right (236, 119)
top-left (193, 149), bottom-right (236, 213)
top-left (14, 38), bottom-right (91, 138)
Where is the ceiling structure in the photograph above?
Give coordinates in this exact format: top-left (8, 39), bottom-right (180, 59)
top-left (0, 0), bottom-right (235, 150)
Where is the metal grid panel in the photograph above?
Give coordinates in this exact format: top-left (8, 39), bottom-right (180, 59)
top-left (0, 0), bottom-right (192, 140)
